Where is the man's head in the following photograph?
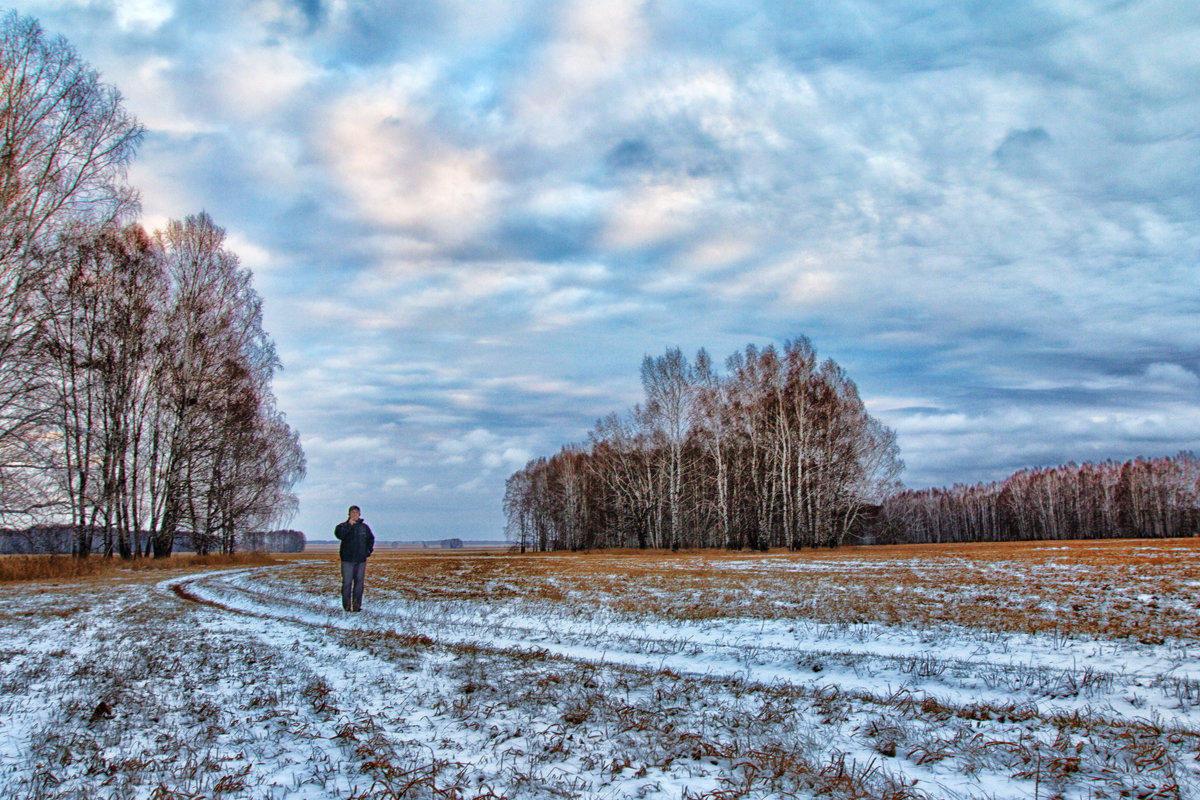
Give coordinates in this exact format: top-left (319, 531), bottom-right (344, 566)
top-left (348, 505), bottom-right (361, 523)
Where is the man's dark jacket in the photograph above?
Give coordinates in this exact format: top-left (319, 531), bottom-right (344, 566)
top-left (335, 519), bottom-right (374, 563)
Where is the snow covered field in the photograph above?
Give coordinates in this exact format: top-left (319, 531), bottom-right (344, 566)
top-left (3, 540), bottom-right (1199, 799)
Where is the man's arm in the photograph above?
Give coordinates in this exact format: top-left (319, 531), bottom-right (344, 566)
top-left (365, 524), bottom-right (374, 557)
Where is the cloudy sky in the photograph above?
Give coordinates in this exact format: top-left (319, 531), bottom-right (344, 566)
top-left (11, 0), bottom-right (1200, 541)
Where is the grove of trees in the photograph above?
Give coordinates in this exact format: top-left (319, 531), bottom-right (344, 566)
top-left (868, 454), bottom-right (1200, 545)
top-left (0, 13), bottom-right (304, 557)
top-left (504, 339), bottom-right (905, 552)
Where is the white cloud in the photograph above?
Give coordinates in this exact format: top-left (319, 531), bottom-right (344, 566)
top-left (302, 434), bottom-right (388, 459)
top-left (210, 42), bottom-right (317, 120)
top-left (114, 0), bottom-right (173, 31)
top-left (225, 232), bottom-right (272, 274)
top-left (112, 56), bottom-right (210, 134)
top-left (483, 446), bottom-right (533, 471)
top-left (1144, 363), bottom-right (1200, 389)
top-left (524, 183), bottom-right (613, 222)
top-left (481, 375), bottom-right (608, 399)
top-left (514, 0), bottom-right (647, 142)
top-left (435, 428), bottom-right (534, 473)
top-left (603, 177), bottom-right (714, 250)
top-left (679, 237), bottom-right (757, 270)
top-left (454, 476), bottom-right (487, 493)
top-left (324, 70), bottom-right (502, 243)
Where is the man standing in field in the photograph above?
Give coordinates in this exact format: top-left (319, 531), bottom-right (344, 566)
top-left (335, 505), bottom-right (374, 612)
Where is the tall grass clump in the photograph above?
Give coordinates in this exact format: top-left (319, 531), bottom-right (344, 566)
top-left (0, 554), bottom-right (115, 582)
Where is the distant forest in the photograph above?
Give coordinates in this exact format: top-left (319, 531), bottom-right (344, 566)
top-left (871, 454), bottom-right (1200, 545)
top-left (0, 14), bottom-right (305, 558)
top-left (0, 527), bottom-right (306, 555)
top-left (504, 341), bottom-right (1200, 552)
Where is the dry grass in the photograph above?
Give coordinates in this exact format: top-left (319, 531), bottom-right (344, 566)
top-left (0, 551), bottom-right (283, 584)
top-left (303, 537), bottom-right (1200, 642)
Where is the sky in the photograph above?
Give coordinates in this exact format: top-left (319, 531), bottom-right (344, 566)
top-left (8, 0), bottom-right (1200, 542)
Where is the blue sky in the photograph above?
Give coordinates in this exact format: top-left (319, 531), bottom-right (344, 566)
top-left (11, 0), bottom-right (1200, 541)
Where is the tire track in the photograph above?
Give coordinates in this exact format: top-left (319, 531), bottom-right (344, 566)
top-left (161, 566), bottom-right (1200, 735)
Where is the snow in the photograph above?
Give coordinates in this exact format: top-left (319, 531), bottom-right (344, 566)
top-left (2, 553), bottom-right (1199, 799)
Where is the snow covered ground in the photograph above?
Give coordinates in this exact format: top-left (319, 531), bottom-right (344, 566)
top-left (2, 543), bottom-right (1199, 798)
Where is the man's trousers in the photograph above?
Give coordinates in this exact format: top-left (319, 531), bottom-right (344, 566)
top-left (341, 560), bottom-right (366, 611)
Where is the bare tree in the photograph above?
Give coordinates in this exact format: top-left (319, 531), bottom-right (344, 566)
top-left (0, 13), bottom-right (141, 259)
top-left (147, 213), bottom-right (289, 556)
top-left (0, 12), bottom-right (141, 525)
top-left (641, 348), bottom-right (697, 550)
top-left (38, 225), bottom-right (110, 555)
top-left (503, 466), bottom-right (535, 553)
top-left (694, 348), bottom-right (733, 548)
top-left (589, 409), bottom-right (658, 548)
top-left (96, 225), bottom-right (164, 557)
top-left (210, 403), bottom-right (304, 554)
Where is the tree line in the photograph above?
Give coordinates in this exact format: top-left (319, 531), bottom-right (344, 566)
top-left (0, 13), bottom-right (304, 557)
top-left (1, 526), bottom-right (306, 555)
top-left (868, 454), bottom-right (1200, 545)
top-left (504, 339), bottom-right (904, 551)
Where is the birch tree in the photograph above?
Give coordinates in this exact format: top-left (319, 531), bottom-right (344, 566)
top-left (149, 213), bottom-right (290, 556)
top-left (640, 348), bottom-right (697, 550)
top-left (0, 12), bottom-right (141, 523)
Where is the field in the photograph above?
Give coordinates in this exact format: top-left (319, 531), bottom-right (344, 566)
top-left (3, 540), bottom-right (1200, 799)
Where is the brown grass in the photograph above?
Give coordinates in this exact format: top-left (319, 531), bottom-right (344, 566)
top-left (0, 551), bottom-right (282, 584)
top-left (280, 537), bottom-right (1200, 642)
